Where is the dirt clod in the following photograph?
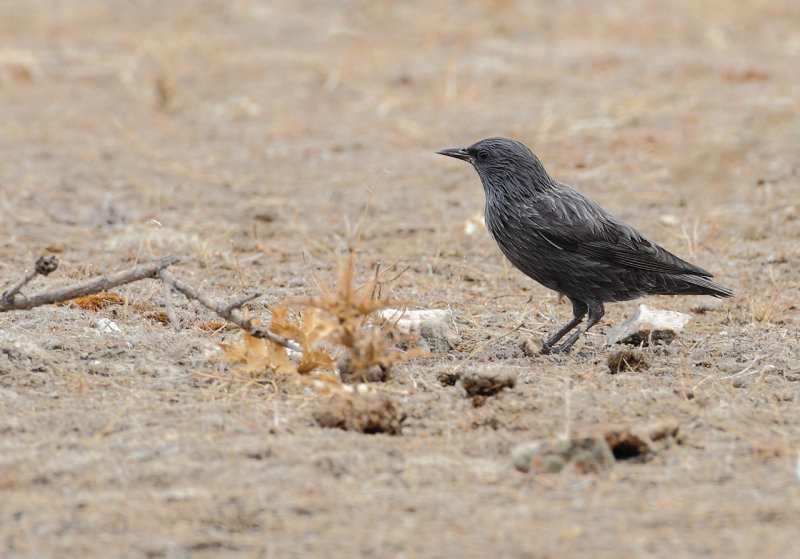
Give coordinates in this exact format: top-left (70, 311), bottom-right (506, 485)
top-left (313, 393), bottom-right (406, 435)
top-left (578, 420), bottom-right (680, 460)
top-left (607, 348), bottom-right (650, 373)
top-left (34, 255), bottom-right (59, 276)
top-left (436, 368), bottom-right (462, 387)
top-left (520, 336), bottom-right (540, 357)
top-left (460, 367), bottom-right (517, 397)
top-left (336, 354), bottom-right (390, 383)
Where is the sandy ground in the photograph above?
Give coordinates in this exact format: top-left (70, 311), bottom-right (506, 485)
top-left (1, 1), bottom-right (799, 557)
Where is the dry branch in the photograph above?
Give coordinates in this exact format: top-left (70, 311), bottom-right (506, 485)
top-left (1, 253), bottom-right (303, 354)
top-left (158, 268), bottom-right (303, 353)
top-left (0, 255), bottom-right (179, 312)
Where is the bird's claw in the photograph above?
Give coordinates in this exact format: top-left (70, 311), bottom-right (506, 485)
top-left (540, 340), bottom-right (556, 355)
top-left (540, 338), bottom-right (579, 355)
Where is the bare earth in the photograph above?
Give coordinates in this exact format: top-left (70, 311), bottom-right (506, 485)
top-left (1, 1), bottom-right (799, 557)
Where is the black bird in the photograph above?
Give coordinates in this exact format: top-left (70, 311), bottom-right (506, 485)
top-left (438, 137), bottom-right (733, 354)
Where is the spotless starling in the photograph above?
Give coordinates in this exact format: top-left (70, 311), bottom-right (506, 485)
top-left (438, 137), bottom-right (733, 354)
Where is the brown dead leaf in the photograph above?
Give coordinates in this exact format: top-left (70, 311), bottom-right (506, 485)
top-left (270, 305), bottom-right (336, 374)
top-left (219, 332), bottom-right (294, 376)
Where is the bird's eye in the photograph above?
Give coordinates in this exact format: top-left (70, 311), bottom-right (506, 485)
top-left (477, 150), bottom-right (490, 162)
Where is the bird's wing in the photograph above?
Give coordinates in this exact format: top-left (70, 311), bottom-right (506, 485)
top-left (534, 188), bottom-right (712, 277)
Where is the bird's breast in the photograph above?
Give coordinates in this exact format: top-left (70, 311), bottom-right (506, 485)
top-left (482, 197), bottom-right (570, 294)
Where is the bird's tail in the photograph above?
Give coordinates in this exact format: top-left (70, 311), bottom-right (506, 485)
top-left (677, 274), bottom-right (734, 298)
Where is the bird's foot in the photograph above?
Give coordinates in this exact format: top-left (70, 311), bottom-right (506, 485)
top-left (540, 340), bottom-right (565, 355)
top-left (540, 338), bottom-right (579, 355)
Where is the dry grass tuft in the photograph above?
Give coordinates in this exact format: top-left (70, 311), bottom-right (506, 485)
top-left (746, 283), bottom-right (789, 324)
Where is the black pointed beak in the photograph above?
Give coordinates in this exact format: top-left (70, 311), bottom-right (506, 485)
top-left (436, 146), bottom-right (471, 162)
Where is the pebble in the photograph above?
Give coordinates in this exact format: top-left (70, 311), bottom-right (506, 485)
top-left (606, 304), bottom-right (690, 346)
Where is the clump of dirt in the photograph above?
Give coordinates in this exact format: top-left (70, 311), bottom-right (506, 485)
top-left (337, 354), bottom-right (390, 383)
top-left (579, 420), bottom-right (680, 460)
top-left (436, 367), bottom-right (462, 387)
top-left (460, 366), bottom-right (517, 407)
top-left (461, 366), bottom-right (517, 396)
top-left (607, 348), bottom-right (650, 373)
top-left (313, 392), bottom-right (406, 435)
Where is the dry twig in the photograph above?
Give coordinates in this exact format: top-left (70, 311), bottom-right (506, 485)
top-left (0, 255), bottom-right (178, 312)
top-left (2, 253), bottom-right (304, 353)
top-left (158, 268), bottom-right (302, 352)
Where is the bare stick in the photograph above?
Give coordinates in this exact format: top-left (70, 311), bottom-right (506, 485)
top-left (3, 254), bottom-right (301, 353)
top-left (0, 255), bottom-right (179, 312)
top-left (158, 268), bottom-right (302, 352)
top-left (221, 293), bottom-right (260, 315)
top-left (1, 269), bottom-right (37, 302)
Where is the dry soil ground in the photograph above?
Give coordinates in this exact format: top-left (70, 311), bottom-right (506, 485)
top-left (1, 1), bottom-right (799, 558)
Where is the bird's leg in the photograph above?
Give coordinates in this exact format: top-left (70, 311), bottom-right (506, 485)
top-left (551, 302), bottom-right (605, 354)
top-left (541, 316), bottom-right (583, 353)
top-left (541, 299), bottom-right (587, 354)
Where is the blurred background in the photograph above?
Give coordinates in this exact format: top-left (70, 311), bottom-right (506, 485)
top-left (2, 1), bottom-right (798, 264)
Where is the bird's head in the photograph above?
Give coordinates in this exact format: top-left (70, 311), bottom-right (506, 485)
top-left (437, 137), bottom-right (554, 193)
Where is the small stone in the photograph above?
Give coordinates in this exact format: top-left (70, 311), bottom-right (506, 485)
top-left (380, 308), bottom-right (461, 353)
top-left (659, 214), bottom-right (681, 227)
top-left (463, 212), bottom-right (486, 235)
top-left (97, 318), bottom-right (121, 333)
top-left (512, 436), bottom-right (615, 474)
top-left (691, 300), bottom-right (722, 314)
top-left (513, 420), bottom-right (680, 474)
top-left (606, 304), bottom-right (691, 346)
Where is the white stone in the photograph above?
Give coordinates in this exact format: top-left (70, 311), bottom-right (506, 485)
top-left (97, 318), bottom-right (121, 333)
top-left (606, 304), bottom-right (691, 346)
top-left (379, 308), bottom-right (461, 353)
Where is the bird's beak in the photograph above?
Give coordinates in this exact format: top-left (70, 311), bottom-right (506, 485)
top-left (436, 146), bottom-right (471, 162)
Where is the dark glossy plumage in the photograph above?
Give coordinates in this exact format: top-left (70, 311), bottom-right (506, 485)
top-left (438, 137), bottom-right (733, 354)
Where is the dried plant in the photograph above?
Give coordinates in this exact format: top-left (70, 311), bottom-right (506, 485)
top-left (219, 251), bottom-right (421, 383)
top-left (219, 329), bottom-right (295, 377)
